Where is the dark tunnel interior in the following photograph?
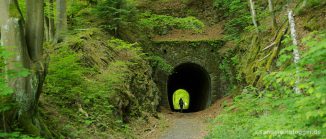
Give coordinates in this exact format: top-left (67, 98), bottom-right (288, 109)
top-left (167, 63), bottom-right (211, 112)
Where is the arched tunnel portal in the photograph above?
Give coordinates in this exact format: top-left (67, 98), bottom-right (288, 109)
top-left (167, 63), bottom-right (211, 112)
top-left (149, 39), bottom-right (226, 112)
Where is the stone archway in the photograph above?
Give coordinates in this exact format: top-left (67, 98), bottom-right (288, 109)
top-left (149, 39), bottom-right (226, 111)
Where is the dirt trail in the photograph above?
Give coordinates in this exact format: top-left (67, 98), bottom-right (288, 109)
top-left (158, 113), bottom-right (208, 139)
top-left (144, 97), bottom-right (230, 139)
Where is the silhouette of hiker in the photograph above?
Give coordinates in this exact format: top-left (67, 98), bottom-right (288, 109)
top-left (173, 89), bottom-right (189, 112)
top-left (179, 98), bottom-right (184, 113)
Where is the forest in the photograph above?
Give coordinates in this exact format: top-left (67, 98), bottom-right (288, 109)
top-left (0, 0), bottom-right (325, 138)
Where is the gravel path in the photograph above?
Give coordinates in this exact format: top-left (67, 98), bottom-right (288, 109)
top-left (159, 113), bottom-right (207, 139)
top-left (144, 97), bottom-right (230, 139)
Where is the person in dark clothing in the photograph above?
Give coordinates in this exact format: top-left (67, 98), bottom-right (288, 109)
top-left (179, 98), bottom-right (184, 113)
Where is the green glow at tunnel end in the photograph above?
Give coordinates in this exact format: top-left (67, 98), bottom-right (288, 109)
top-left (172, 89), bottom-right (190, 110)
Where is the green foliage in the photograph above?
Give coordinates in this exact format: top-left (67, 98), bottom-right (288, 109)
top-left (137, 12), bottom-right (205, 35)
top-left (0, 47), bottom-right (29, 111)
top-left (0, 132), bottom-right (43, 139)
top-left (106, 38), bottom-right (160, 116)
top-left (213, 0), bottom-right (251, 40)
top-left (303, 0), bottom-right (326, 10)
top-left (108, 38), bottom-right (144, 61)
top-left (214, 0), bottom-right (272, 40)
top-left (265, 31), bottom-right (326, 96)
top-left (82, 60), bottom-right (136, 137)
top-left (67, 0), bottom-right (89, 17)
top-left (296, 0), bottom-right (326, 15)
top-left (0, 48), bottom-right (36, 138)
top-left (66, 0), bottom-right (95, 28)
top-left (0, 48), bottom-right (13, 98)
top-left (45, 45), bottom-right (85, 104)
top-left (0, 49), bottom-right (14, 119)
top-left (219, 58), bottom-right (236, 91)
top-left (43, 32), bottom-right (159, 138)
top-left (95, 0), bottom-right (138, 34)
top-left (300, 32), bottom-right (326, 88)
top-left (207, 92), bottom-right (324, 139)
top-left (207, 32), bottom-right (326, 138)
top-left (44, 0), bottom-right (54, 19)
top-left (218, 49), bottom-right (241, 95)
top-left (43, 40), bottom-right (134, 137)
top-left (147, 55), bottom-right (173, 74)
top-left (17, 0), bottom-right (26, 17)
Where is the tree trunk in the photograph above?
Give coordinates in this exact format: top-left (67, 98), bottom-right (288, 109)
top-left (55, 0), bottom-right (67, 43)
top-left (2, 17), bottom-right (40, 136)
top-left (1, 0), bottom-right (48, 136)
top-left (249, 0), bottom-right (259, 33)
top-left (44, 1), bottom-right (49, 41)
top-left (288, 10), bottom-right (301, 94)
top-left (0, 0), bottom-right (9, 40)
top-left (26, 0), bottom-right (44, 61)
top-left (44, 16), bottom-right (49, 41)
top-left (268, 0), bottom-right (277, 31)
top-left (49, 0), bottom-right (55, 41)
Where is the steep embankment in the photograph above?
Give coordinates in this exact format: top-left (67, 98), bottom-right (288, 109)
top-left (206, 1), bottom-right (326, 139)
top-left (41, 28), bottom-right (161, 138)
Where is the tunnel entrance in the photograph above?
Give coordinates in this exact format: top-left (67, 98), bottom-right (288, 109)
top-left (167, 63), bottom-right (211, 112)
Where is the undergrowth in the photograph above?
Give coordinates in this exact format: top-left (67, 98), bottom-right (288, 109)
top-left (42, 29), bottom-right (161, 138)
top-left (213, 0), bottom-right (251, 41)
top-left (0, 48), bottom-right (39, 138)
top-left (207, 32), bottom-right (326, 138)
top-left (137, 12), bottom-right (205, 35)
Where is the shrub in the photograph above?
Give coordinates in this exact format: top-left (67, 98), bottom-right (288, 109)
top-left (137, 12), bottom-right (205, 35)
top-left (147, 55), bottom-right (173, 74)
top-left (0, 132), bottom-right (43, 139)
top-left (213, 0), bottom-right (251, 40)
top-left (44, 45), bottom-right (86, 105)
top-left (95, 0), bottom-right (138, 34)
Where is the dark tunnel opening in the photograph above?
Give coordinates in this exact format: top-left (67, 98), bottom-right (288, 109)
top-left (167, 63), bottom-right (211, 112)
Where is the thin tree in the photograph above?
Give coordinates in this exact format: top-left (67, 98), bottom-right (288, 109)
top-left (55, 0), bottom-right (67, 43)
top-left (49, 0), bottom-right (55, 41)
top-left (288, 9), bottom-right (301, 94)
top-left (44, 15), bottom-right (49, 41)
top-left (268, 0), bottom-right (277, 31)
top-left (249, 0), bottom-right (259, 33)
top-left (44, 1), bottom-right (50, 41)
